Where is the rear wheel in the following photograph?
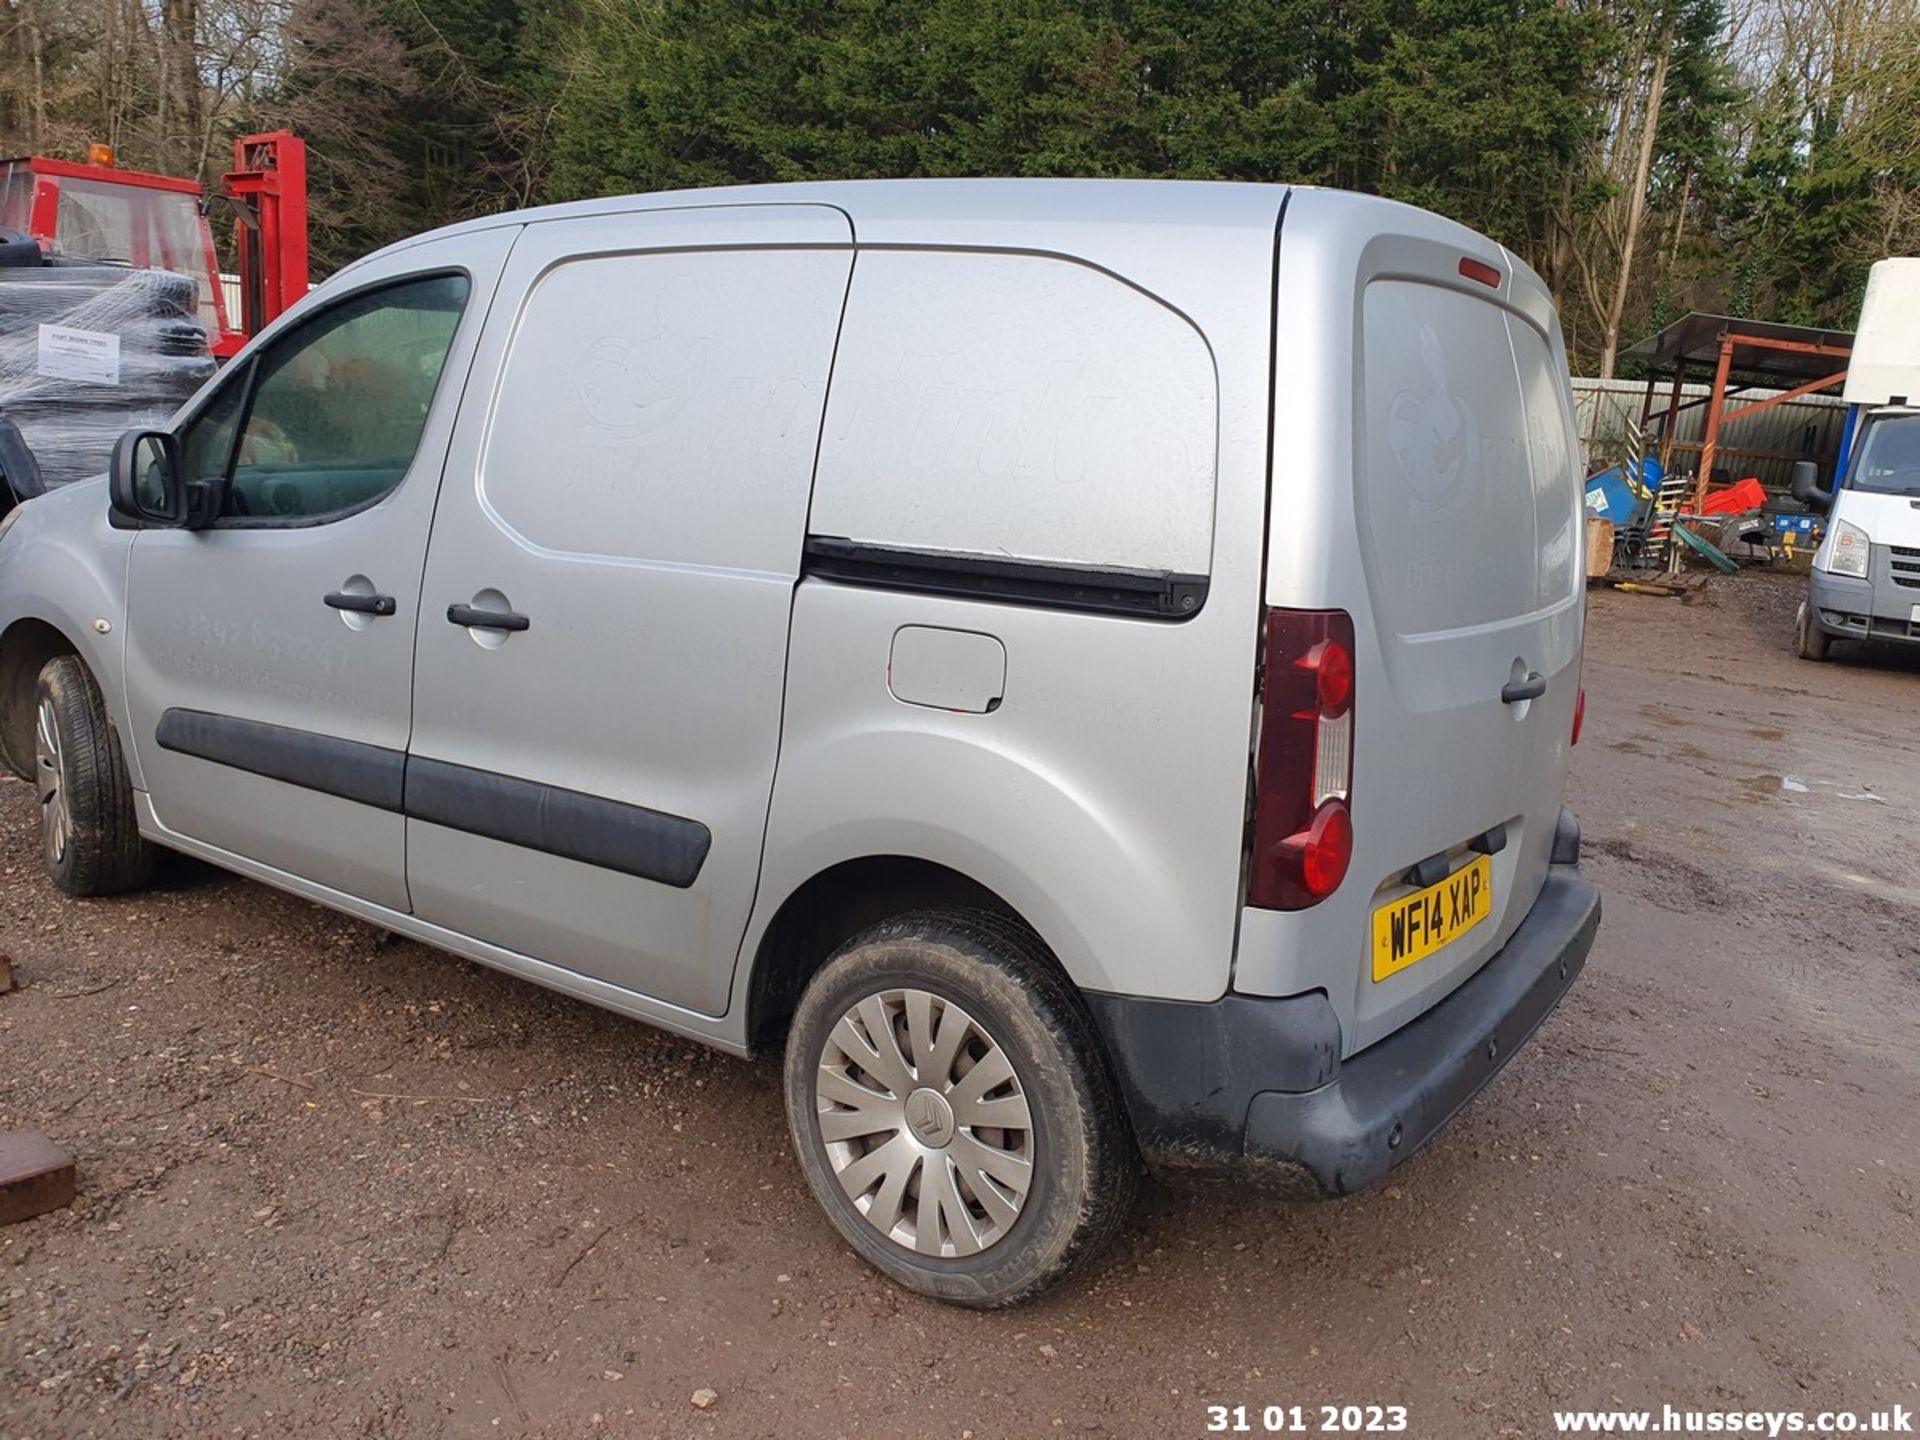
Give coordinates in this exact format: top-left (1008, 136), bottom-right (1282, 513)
top-left (1796, 601), bottom-right (1832, 662)
top-left (783, 909), bottom-right (1138, 1307)
top-left (34, 656), bottom-right (153, 896)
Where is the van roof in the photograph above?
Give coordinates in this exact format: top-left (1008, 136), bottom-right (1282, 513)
top-left (331, 178), bottom-right (1551, 336)
top-left (367, 177), bottom-right (1294, 254)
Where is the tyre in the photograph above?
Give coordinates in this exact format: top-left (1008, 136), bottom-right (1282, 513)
top-left (783, 909), bottom-right (1139, 1307)
top-left (1796, 602), bottom-right (1832, 662)
top-left (34, 656), bottom-right (154, 896)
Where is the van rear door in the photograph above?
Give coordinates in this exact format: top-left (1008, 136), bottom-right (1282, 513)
top-left (1244, 199), bottom-right (1584, 1055)
top-left (1348, 258), bottom-right (1583, 1048)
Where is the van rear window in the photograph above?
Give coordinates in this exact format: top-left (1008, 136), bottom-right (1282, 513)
top-left (1356, 279), bottom-right (1579, 637)
top-left (809, 250), bottom-right (1217, 578)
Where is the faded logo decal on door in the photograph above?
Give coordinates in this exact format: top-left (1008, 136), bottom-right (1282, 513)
top-left (571, 331), bottom-right (705, 438)
top-left (1387, 326), bottom-right (1480, 507)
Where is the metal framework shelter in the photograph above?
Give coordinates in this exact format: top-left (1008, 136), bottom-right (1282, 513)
top-left (1620, 313), bottom-right (1854, 513)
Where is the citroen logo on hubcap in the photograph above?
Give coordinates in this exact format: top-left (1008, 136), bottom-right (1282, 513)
top-left (903, 1088), bottom-right (956, 1148)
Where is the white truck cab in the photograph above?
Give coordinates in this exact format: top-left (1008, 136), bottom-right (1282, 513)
top-left (1798, 258), bottom-right (1920, 660)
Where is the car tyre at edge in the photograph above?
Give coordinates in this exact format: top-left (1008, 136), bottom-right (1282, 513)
top-left (34, 655), bottom-right (155, 897)
top-left (1796, 601), bottom-right (1832, 662)
top-left (783, 908), bottom-right (1140, 1308)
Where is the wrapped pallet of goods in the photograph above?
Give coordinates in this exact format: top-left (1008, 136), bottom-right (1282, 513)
top-left (0, 257), bottom-right (215, 495)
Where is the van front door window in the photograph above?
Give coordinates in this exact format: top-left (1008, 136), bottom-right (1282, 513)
top-left (207, 273), bottom-right (469, 522)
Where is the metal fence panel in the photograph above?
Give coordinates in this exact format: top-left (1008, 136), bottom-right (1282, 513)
top-left (1571, 375), bottom-right (1847, 495)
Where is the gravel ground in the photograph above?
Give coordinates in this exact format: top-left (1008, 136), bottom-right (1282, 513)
top-left (3, 569), bottom-right (1917, 1439)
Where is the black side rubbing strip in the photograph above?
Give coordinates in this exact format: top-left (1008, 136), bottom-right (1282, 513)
top-left (801, 536), bottom-right (1208, 620)
top-left (156, 709), bottom-right (406, 812)
top-left (156, 711), bottom-right (710, 887)
top-left (405, 756), bottom-right (711, 889)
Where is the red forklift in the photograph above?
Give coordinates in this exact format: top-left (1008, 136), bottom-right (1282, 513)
top-left (0, 131), bottom-right (309, 499)
top-left (0, 130), bottom-right (310, 358)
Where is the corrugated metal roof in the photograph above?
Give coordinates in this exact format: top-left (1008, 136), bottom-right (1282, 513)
top-left (1620, 312), bottom-right (1854, 384)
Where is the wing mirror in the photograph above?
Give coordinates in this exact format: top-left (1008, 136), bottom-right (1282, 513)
top-left (1789, 460), bottom-right (1833, 513)
top-left (108, 429), bottom-right (220, 529)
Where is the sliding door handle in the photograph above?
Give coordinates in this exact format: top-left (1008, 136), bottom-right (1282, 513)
top-left (1501, 672), bottom-right (1547, 704)
top-left (447, 603), bottom-right (530, 633)
top-left (324, 591), bottom-right (396, 617)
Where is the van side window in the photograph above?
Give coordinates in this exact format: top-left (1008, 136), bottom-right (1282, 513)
top-left (175, 367), bottom-right (250, 501)
top-left (478, 247), bottom-right (849, 573)
top-left (178, 273), bottom-right (469, 523)
top-left (809, 250), bottom-right (1218, 578)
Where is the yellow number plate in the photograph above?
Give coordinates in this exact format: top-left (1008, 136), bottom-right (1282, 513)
top-left (1371, 853), bottom-right (1493, 982)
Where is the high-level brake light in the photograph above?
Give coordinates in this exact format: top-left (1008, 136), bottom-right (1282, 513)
top-left (1459, 256), bottom-right (1502, 289)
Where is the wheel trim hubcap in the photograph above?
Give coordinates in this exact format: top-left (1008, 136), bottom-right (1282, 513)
top-left (816, 988), bottom-right (1034, 1258)
top-left (34, 697), bottom-right (69, 867)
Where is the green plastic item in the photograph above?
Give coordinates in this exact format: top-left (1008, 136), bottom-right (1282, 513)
top-left (1674, 524), bottom-right (1739, 574)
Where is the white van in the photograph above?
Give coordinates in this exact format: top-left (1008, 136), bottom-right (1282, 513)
top-left (1795, 257), bottom-right (1920, 661)
top-left (0, 181), bottom-right (1598, 1306)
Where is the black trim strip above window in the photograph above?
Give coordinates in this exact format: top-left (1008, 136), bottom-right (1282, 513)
top-left (154, 709), bottom-right (710, 889)
top-left (801, 536), bottom-right (1208, 620)
top-left (404, 756), bottom-right (710, 889)
top-left (157, 709), bottom-right (406, 812)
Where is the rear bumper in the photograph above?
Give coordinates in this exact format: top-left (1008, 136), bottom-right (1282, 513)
top-left (1084, 809), bottom-right (1599, 1197)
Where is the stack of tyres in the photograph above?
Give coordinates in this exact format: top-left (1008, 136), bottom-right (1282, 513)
top-left (0, 264), bottom-right (215, 489)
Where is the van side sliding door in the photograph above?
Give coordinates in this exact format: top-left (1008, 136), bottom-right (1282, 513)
top-left (402, 205), bottom-right (855, 1017)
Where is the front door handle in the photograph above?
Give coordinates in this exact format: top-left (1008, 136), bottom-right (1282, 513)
top-left (447, 603), bottom-right (530, 633)
top-left (324, 591), bottom-right (396, 617)
top-left (1501, 672), bottom-right (1547, 704)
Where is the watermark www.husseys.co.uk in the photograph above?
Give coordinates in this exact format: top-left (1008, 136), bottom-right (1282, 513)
top-left (1551, 1405), bottom-right (1913, 1435)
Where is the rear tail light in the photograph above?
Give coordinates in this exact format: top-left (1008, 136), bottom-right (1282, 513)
top-left (1572, 685), bottom-right (1586, 747)
top-left (1247, 609), bottom-right (1356, 910)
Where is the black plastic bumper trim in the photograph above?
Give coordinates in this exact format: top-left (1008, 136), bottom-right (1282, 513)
top-left (1242, 867), bottom-right (1599, 1196)
top-left (1082, 986), bottom-right (1342, 1173)
top-left (1086, 816), bottom-right (1596, 1194)
top-left (1550, 807), bottom-right (1580, 865)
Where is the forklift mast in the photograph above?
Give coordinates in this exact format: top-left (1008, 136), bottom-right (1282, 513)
top-left (215, 132), bottom-right (310, 359)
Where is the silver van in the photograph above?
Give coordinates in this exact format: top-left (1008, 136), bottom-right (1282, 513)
top-left (0, 181), bottom-right (1599, 1306)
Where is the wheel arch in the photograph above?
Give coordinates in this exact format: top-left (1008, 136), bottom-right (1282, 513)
top-left (743, 854), bottom-right (1049, 1053)
top-left (0, 616), bottom-right (80, 780)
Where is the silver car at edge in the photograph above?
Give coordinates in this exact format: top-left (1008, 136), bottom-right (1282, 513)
top-left (0, 180), bottom-right (1600, 1307)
